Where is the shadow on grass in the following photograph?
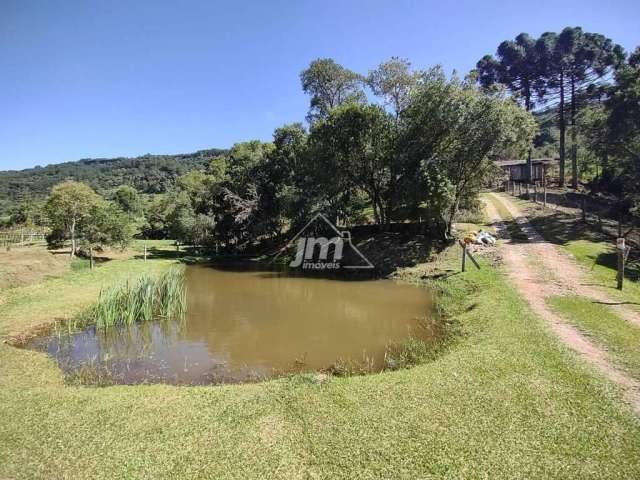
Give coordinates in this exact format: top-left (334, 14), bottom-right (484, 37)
top-left (591, 300), bottom-right (640, 306)
top-left (528, 210), bottom-right (640, 283)
top-left (132, 246), bottom-right (193, 261)
top-left (486, 217), bottom-right (529, 244)
top-left (529, 212), bottom-right (604, 245)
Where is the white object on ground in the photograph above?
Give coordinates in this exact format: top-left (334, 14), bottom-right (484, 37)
top-left (475, 231), bottom-right (496, 246)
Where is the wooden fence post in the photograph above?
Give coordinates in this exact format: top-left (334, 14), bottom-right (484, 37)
top-left (461, 243), bottom-right (467, 272)
top-left (459, 240), bottom-right (481, 272)
top-left (617, 237), bottom-right (626, 290)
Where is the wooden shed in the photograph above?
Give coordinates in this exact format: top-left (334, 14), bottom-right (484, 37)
top-left (495, 158), bottom-right (558, 183)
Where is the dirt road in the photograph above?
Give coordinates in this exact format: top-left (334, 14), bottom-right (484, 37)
top-left (484, 192), bottom-right (640, 414)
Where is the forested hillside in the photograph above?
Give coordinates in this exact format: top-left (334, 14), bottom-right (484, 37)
top-left (0, 148), bottom-right (226, 215)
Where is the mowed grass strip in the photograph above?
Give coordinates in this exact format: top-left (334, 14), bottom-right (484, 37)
top-left (1, 249), bottom-right (640, 478)
top-left (549, 295), bottom-right (640, 380)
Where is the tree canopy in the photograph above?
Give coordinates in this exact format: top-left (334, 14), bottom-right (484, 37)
top-left (10, 32), bottom-right (637, 251)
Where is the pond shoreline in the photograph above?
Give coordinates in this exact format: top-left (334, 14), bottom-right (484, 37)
top-left (22, 257), bottom-right (456, 386)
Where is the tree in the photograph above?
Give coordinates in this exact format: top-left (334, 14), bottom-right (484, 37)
top-left (142, 194), bottom-right (172, 239)
top-left (45, 181), bottom-right (100, 257)
top-left (590, 47), bottom-right (640, 211)
top-left (176, 170), bottom-right (212, 213)
top-left (404, 72), bottom-right (537, 236)
top-left (112, 185), bottom-right (143, 217)
top-left (562, 29), bottom-right (623, 188)
top-left (300, 58), bottom-right (366, 123)
top-left (476, 33), bottom-right (541, 182)
top-left (536, 28), bottom-right (623, 187)
top-left (309, 103), bottom-right (395, 225)
top-left (82, 200), bottom-right (136, 268)
top-left (224, 141), bottom-right (273, 190)
top-left (8, 197), bottom-right (46, 227)
top-left (259, 123), bottom-right (308, 233)
top-left (367, 57), bottom-right (420, 120)
top-left (165, 191), bottom-right (197, 244)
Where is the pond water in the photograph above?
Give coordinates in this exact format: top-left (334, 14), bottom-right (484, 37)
top-left (28, 264), bottom-right (436, 385)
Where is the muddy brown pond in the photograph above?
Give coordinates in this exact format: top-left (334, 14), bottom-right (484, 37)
top-left (28, 265), bottom-right (436, 385)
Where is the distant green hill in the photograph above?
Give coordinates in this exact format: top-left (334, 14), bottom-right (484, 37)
top-left (0, 148), bottom-right (227, 215)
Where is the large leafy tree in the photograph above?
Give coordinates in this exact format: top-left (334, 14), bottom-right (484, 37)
top-left (404, 71), bottom-right (537, 235)
top-left (300, 58), bottom-right (366, 123)
top-left (112, 185), bottom-right (143, 217)
top-left (258, 123), bottom-right (308, 233)
top-left (367, 57), bottom-right (420, 121)
top-left (82, 200), bottom-right (136, 268)
top-left (45, 181), bottom-right (101, 257)
top-left (309, 103), bottom-right (395, 225)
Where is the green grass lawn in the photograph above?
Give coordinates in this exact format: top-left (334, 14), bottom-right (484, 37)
top-left (0, 257), bottom-right (176, 339)
top-left (1, 243), bottom-right (640, 478)
top-left (549, 295), bottom-right (640, 381)
top-left (551, 237), bottom-right (640, 307)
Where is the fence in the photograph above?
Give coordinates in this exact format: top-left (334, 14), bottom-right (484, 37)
top-left (0, 231), bottom-right (47, 247)
top-left (502, 180), bottom-right (640, 246)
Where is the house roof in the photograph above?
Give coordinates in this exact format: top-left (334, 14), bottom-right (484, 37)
top-left (494, 158), bottom-right (558, 168)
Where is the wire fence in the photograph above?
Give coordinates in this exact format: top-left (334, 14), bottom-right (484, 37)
top-left (503, 180), bottom-right (640, 246)
top-left (0, 231), bottom-right (47, 248)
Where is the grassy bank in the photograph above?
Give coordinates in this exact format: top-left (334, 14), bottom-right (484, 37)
top-left (0, 254), bottom-right (176, 341)
top-left (549, 295), bottom-right (640, 380)
top-left (506, 194), bottom-right (640, 308)
top-left (1, 235), bottom-right (640, 478)
top-left (0, 242), bottom-right (70, 290)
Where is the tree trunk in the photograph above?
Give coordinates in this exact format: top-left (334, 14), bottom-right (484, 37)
top-left (570, 75), bottom-right (578, 189)
top-left (371, 189), bottom-right (384, 226)
top-left (69, 217), bottom-right (76, 258)
top-left (89, 246), bottom-right (94, 269)
top-left (379, 202), bottom-right (388, 228)
top-left (558, 72), bottom-right (566, 187)
top-left (371, 201), bottom-right (381, 225)
top-left (558, 71), bottom-right (566, 187)
top-left (446, 196), bottom-right (460, 238)
top-left (525, 87), bottom-right (533, 184)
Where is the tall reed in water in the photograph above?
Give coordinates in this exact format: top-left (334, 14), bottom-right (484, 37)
top-left (92, 266), bottom-right (186, 328)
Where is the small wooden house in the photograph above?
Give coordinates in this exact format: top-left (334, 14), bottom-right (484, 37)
top-left (495, 158), bottom-right (557, 183)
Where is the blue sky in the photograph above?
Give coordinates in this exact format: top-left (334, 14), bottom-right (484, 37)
top-left (1, 0), bottom-right (639, 171)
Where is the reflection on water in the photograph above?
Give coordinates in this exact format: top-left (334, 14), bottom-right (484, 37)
top-left (28, 264), bottom-right (435, 385)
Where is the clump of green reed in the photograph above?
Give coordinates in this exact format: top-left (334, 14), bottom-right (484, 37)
top-left (65, 363), bottom-right (115, 387)
top-left (384, 337), bottom-right (435, 370)
top-left (323, 355), bottom-right (376, 377)
top-left (156, 267), bottom-right (187, 319)
top-left (91, 266), bottom-right (186, 329)
top-left (383, 311), bottom-right (460, 371)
